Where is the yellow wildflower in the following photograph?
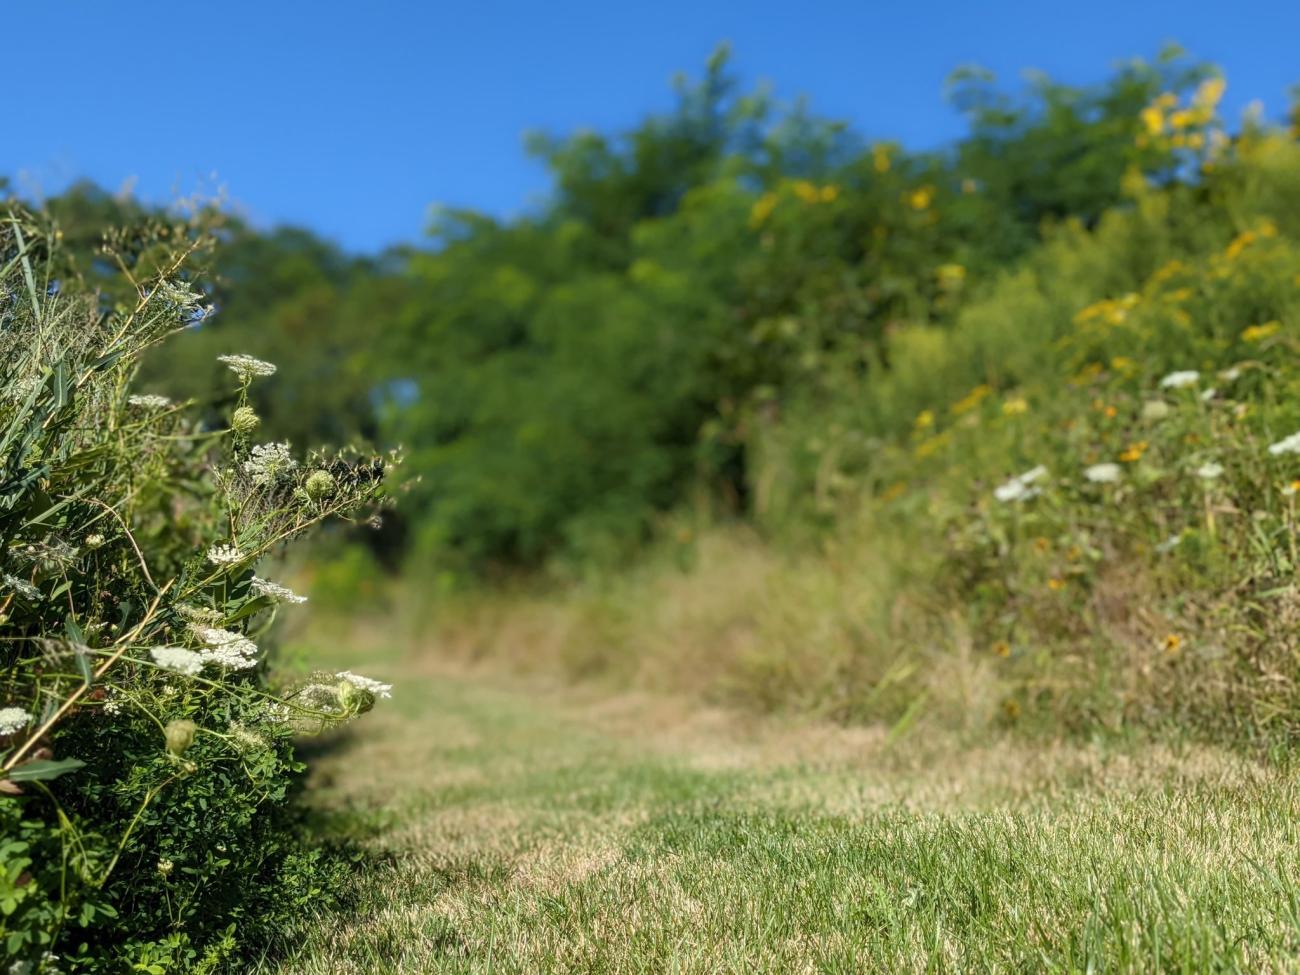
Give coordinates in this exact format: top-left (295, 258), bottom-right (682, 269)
top-left (1110, 356), bottom-right (1137, 375)
top-left (908, 185), bottom-right (934, 210)
top-left (951, 384), bottom-right (991, 416)
top-left (1194, 77), bottom-right (1226, 112)
top-left (992, 640), bottom-right (1012, 658)
top-left (936, 263), bottom-right (966, 288)
top-left (1241, 321), bottom-right (1281, 343)
top-left (1163, 633), bottom-right (1182, 655)
top-left (819, 184), bottom-right (840, 203)
top-left (1119, 440), bottom-right (1148, 463)
top-left (793, 180), bottom-right (820, 204)
top-left (749, 192), bottom-right (778, 227)
top-left (872, 144), bottom-right (892, 174)
top-left (1047, 578), bottom-right (1066, 592)
top-left (1139, 104), bottom-right (1165, 136)
top-left (1002, 397), bottom-right (1029, 416)
top-left (914, 409), bottom-right (935, 429)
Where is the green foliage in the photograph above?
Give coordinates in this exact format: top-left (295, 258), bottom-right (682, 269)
top-left (0, 210), bottom-right (391, 970)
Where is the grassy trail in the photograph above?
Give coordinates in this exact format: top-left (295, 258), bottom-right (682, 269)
top-left (267, 644), bottom-right (1300, 974)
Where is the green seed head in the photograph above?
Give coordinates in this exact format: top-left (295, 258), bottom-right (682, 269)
top-left (231, 406), bottom-right (261, 436)
top-left (305, 469), bottom-right (337, 500)
top-left (164, 719), bottom-right (197, 757)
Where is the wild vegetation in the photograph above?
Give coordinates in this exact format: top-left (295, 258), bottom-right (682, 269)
top-left (8, 42), bottom-right (1300, 971)
top-left (0, 211), bottom-right (392, 970)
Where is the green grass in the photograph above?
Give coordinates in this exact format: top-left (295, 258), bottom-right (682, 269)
top-left (261, 633), bottom-right (1300, 974)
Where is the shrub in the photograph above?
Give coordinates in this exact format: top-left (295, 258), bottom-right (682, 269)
top-left (0, 208), bottom-right (392, 971)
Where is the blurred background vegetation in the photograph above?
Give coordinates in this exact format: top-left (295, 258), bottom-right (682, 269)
top-left (24, 45), bottom-right (1300, 744)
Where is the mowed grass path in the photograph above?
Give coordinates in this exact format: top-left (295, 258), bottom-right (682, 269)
top-left (265, 643), bottom-right (1300, 974)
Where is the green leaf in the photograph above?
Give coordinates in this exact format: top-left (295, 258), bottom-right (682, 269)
top-left (8, 758), bottom-right (86, 782)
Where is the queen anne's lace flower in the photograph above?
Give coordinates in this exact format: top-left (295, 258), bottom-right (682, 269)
top-left (251, 576), bottom-right (308, 604)
top-left (150, 646), bottom-right (205, 676)
top-left (207, 543), bottom-right (244, 565)
top-left (336, 671), bottom-right (393, 699)
top-left (217, 353), bottom-right (277, 381)
top-left (1084, 463), bottom-right (1122, 484)
top-left (1159, 370), bottom-right (1200, 389)
top-left (1268, 432), bottom-right (1300, 456)
top-left (128, 394), bottom-right (172, 410)
top-left (2, 573), bottom-right (39, 601)
top-left (0, 706), bottom-right (33, 735)
top-left (192, 626), bottom-right (259, 669)
top-left (1196, 462), bottom-right (1225, 480)
top-left (244, 442), bottom-right (298, 486)
top-left (994, 466), bottom-right (1047, 503)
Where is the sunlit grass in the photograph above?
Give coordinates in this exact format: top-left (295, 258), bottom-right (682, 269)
top-left (264, 637), bottom-right (1300, 974)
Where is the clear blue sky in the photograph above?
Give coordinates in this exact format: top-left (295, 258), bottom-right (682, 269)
top-left (10, 1), bottom-right (1299, 252)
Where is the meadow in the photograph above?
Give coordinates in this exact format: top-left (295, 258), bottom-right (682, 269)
top-left (7, 46), bottom-right (1300, 972)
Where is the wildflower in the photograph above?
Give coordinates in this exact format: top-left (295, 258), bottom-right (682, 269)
top-left (951, 384), bottom-right (990, 415)
top-left (1196, 462), bottom-right (1224, 480)
top-left (217, 353), bottom-right (276, 382)
top-left (0, 706), bottom-right (33, 735)
top-left (336, 670), bottom-right (393, 700)
top-left (1159, 370), bottom-right (1200, 389)
top-left (175, 603), bottom-right (223, 624)
top-left (1142, 400), bottom-right (1171, 421)
top-left (992, 640), bottom-right (1011, 658)
top-left (206, 543), bottom-right (244, 566)
top-left (231, 405), bottom-right (261, 435)
top-left (85, 533), bottom-right (106, 549)
top-left (1047, 578), bottom-right (1066, 591)
top-left (907, 186), bottom-right (934, 210)
top-left (1002, 397), bottom-right (1028, 416)
top-left (2, 573), bottom-right (40, 601)
top-left (164, 719), bottom-right (197, 756)
top-left (149, 646), bottom-right (204, 677)
top-left (1163, 633), bottom-right (1183, 655)
top-left (157, 858), bottom-right (174, 878)
top-left (914, 410), bottom-right (935, 430)
top-left (1285, 479), bottom-right (1300, 496)
top-left (104, 697), bottom-right (122, 715)
top-left (304, 469), bottom-right (337, 499)
top-left (244, 442), bottom-right (298, 486)
top-left (251, 576), bottom-right (308, 604)
top-left (1119, 441), bottom-right (1148, 463)
top-left (1219, 365), bottom-right (1243, 382)
top-left (994, 466), bottom-right (1047, 504)
top-left (872, 144), bottom-right (891, 173)
top-left (128, 394), bottom-right (172, 410)
top-left (1033, 536), bottom-right (1051, 553)
top-left (1241, 321), bottom-right (1281, 343)
top-left (1085, 463), bottom-right (1122, 484)
top-left (1268, 432), bottom-right (1300, 456)
top-left (1200, 387), bottom-right (1217, 402)
top-left (192, 626), bottom-right (258, 670)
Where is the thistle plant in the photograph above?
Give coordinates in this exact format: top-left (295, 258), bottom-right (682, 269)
top-left (0, 208), bottom-right (393, 970)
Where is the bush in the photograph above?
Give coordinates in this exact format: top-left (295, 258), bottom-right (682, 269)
top-left (0, 209), bottom-right (393, 971)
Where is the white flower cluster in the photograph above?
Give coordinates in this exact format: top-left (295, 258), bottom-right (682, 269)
top-left (252, 576), bottom-right (308, 604)
top-left (150, 646), bottom-right (205, 676)
top-left (336, 671), bottom-right (393, 699)
top-left (0, 706), bottom-right (32, 735)
top-left (127, 394), bottom-right (172, 410)
top-left (207, 543), bottom-right (244, 566)
top-left (217, 354), bottom-right (277, 382)
top-left (191, 626), bottom-right (259, 670)
top-left (1084, 463), bottom-right (1122, 484)
top-left (244, 442), bottom-right (298, 486)
top-left (994, 466), bottom-right (1047, 503)
top-left (1196, 462), bottom-right (1224, 480)
top-left (1269, 432), bottom-right (1300, 456)
top-left (1159, 370), bottom-right (1200, 389)
top-left (2, 573), bottom-right (39, 601)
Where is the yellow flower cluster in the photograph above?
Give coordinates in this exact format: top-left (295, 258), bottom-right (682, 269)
top-left (1241, 320), bottom-right (1281, 343)
top-left (1074, 293), bottom-right (1140, 327)
top-left (907, 185), bottom-right (935, 211)
top-left (951, 384), bottom-right (991, 416)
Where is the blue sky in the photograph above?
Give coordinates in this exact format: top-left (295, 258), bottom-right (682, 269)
top-left (10, 1), bottom-right (1300, 252)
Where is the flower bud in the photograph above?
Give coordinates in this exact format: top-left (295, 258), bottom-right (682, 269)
top-left (305, 470), bottom-right (337, 500)
top-left (164, 719), bottom-right (197, 757)
top-left (231, 406), bottom-right (261, 436)
top-left (85, 533), bottom-right (106, 550)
